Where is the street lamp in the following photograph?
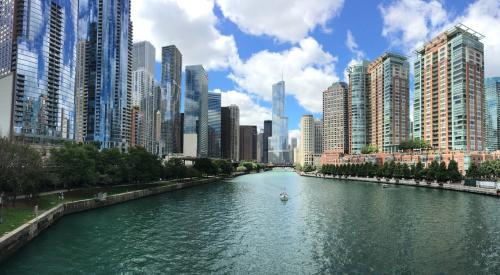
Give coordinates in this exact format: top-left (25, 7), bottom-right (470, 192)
top-left (0, 192), bottom-right (4, 224)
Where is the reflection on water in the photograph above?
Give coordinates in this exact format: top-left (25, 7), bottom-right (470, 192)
top-left (1, 171), bottom-right (499, 274)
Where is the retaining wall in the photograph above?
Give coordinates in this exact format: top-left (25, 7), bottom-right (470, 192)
top-left (0, 177), bottom-right (221, 263)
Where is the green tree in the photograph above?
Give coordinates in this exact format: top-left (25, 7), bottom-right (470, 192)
top-left (447, 160), bottom-right (462, 182)
top-left (466, 162), bottom-right (480, 179)
top-left (193, 158), bottom-right (217, 176)
top-left (125, 147), bottom-right (162, 183)
top-left (214, 159), bottom-right (233, 175)
top-left (436, 161), bottom-right (449, 183)
top-left (426, 160), bottom-right (440, 182)
top-left (50, 143), bottom-right (97, 189)
top-left (361, 144), bottom-right (379, 154)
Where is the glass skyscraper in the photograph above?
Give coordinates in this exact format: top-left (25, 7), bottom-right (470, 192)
top-left (78, 0), bottom-right (133, 149)
top-left (208, 92), bottom-right (221, 158)
top-left (485, 77), bottom-right (500, 151)
top-left (161, 45), bottom-right (182, 155)
top-left (348, 62), bottom-right (369, 154)
top-left (184, 65), bottom-right (208, 157)
top-left (0, 0), bottom-right (78, 143)
top-left (268, 81), bottom-right (289, 164)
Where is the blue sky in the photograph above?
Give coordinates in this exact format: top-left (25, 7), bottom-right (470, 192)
top-left (133, 0), bottom-right (500, 140)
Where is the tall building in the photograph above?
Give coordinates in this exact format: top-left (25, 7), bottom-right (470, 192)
top-left (78, 0), bottom-right (133, 149)
top-left (184, 65), bottom-right (208, 157)
top-left (323, 82), bottom-right (349, 153)
top-left (263, 120), bottom-right (272, 163)
top-left (368, 53), bottom-right (410, 152)
top-left (485, 77), bottom-right (500, 151)
top-left (131, 41), bottom-right (155, 151)
top-left (268, 81), bottom-right (289, 164)
top-left (414, 24), bottom-right (484, 151)
top-left (299, 115), bottom-right (315, 166)
top-left (314, 119), bottom-right (323, 154)
top-left (257, 131), bottom-right (264, 162)
top-left (74, 41), bottom-right (87, 142)
top-left (208, 92), bottom-right (221, 158)
top-left (221, 105), bottom-right (239, 161)
top-left (347, 63), bottom-right (369, 154)
top-left (161, 45), bottom-right (182, 154)
top-left (239, 126), bottom-right (257, 161)
top-left (0, 0), bottom-right (79, 143)
top-left (289, 137), bottom-right (298, 164)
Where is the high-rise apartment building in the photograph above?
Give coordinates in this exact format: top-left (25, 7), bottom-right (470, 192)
top-left (184, 65), bottom-right (208, 157)
top-left (299, 115), bottom-right (315, 166)
top-left (314, 119), bottom-right (323, 154)
top-left (268, 81), bottom-right (289, 164)
top-left (323, 82), bottom-right (349, 153)
top-left (208, 93), bottom-right (221, 158)
top-left (347, 63), bottom-right (369, 154)
top-left (263, 120), bottom-right (272, 163)
top-left (414, 24), bottom-right (484, 151)
top-left (74, 41), bottom-right (87, 142)
top-left (485, 77), bottom-right (500, 151)
top-left (239, 126), bottom-right (257, 161)
top-left (257, 131), bottom-right (264, 162)
top-left (161, 45), bottom-right (182, 154)
top-left (221, 105), bottom-right (240, 161)
top-left (0, 0), bottom-right (79, 143)
top-left (131, 41), bottom-right (156, 151)
top-left (78, 0), bottom-right (133, 149)
top-left (368, 53), bottom-right (410, 152)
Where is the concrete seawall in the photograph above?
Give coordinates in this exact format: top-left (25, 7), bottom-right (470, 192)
top-left (301, 173), bottom-right (500, 197)
top-left (0, 177), bottom-right (222, 263)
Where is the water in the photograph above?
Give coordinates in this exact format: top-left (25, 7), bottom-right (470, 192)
top-left (1, 171), bottom-right (500, 274)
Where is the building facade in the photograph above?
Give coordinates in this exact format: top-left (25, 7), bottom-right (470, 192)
top-left (348, 62), bottom-right (369, 154)
top-left (323, 82), bottom-right (349, 153)
top-left (414, 24), bottom-right (484, 151)
top-left (221, 105), bottom-right (240, 161)
top-left (0, 0), bottom-right (79, 143)
top-left (208, 92), bottom-right (221, 158)
top-left (368, 53), bottom-right (410, 152)
top-left (263, 120), bottom-right (272, 163)
top-left (184, 65), bottom-right (208, 157)
top-left (485, 77), bottom-right (500, 151)
top-left (239, 125), bottom-right (257, 161)
top-left (78, 0), bottom-right (133, 149)
top-left (160, 45), bottom-right (182, 154)
top-left (299, 115), bottom-right (315, 166)
top-left (268, 81), bottom-right (289, 164)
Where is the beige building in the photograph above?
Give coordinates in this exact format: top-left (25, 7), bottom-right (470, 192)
top-left (323, 82), bottom-right (349, 153)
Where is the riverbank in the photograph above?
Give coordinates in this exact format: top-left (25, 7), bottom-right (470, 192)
top-left (0, 175), bottom-right (231, 263)
top-left (300, 172), bottom-right (500, 197)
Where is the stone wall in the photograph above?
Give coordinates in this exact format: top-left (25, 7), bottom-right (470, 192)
top-left (0, 177), bottom-right (221, 263)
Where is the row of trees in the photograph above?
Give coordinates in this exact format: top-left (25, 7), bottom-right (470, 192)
top-left (465, 160), bottom-right (500, 180)
top-left (236, 162), bottom-right (266, 173)
top-left (398, 138), bottom-right (432, 151)
top-left (0, 139), bottom-right (237, 203)
top-left (320, 160), bottom-right (463, 183)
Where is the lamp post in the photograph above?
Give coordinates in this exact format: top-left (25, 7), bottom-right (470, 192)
top-left (0, 192), bottom-right (4, 224)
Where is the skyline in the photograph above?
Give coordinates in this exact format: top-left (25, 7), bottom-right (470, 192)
top-left (131, 0), bottom-right (500, 139)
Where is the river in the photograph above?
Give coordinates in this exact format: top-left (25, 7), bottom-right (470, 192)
top-left (1, 171), bottom-right (499, 274)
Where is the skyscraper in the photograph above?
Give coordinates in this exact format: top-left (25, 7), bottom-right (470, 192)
top-left (132, 41), bottom-right (156, 151)
top-left (78, 0), bottom-right (133, 149)
top-left (268, 81), bottom-right (289, 164)
top-left (184, 65), bottom-right (208, 157)
top-left (0, 0), bottom-right (78, 143)
top-left (221, 105), bottom-right (239, 161)
top-left (314, 119), bottom-right (323, 154)
top-left (239, 126), bottom-right (257, 161)
top-left (414, 24), bottom-right (484, 151)
top-left (161, 45), bottom-right (182, 154)
top-left (368, 53), bottom-right (410, 152)
top-left (485, 77), bottom-right (500, 151)
top-left (323, 82), bottom-right (349, 153)
top-left (263, 120), bottom-right (272, 163)
top-left (208, 92), bottom-right (221, 158)
top-left (299, 115), bottom-right (315, 166)
top-left (257, 131), bottom-right (264, 162)
top-left (348, 62), bottom-right (369, 154)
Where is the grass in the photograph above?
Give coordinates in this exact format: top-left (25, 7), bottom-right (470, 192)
top-left (0, 181), bottom-right (177, 237)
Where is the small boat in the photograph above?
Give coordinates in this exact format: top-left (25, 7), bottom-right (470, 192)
top-left (382, 184), bottom-right (391, 188)
top-left (280, 192), bottom-right (289, 201)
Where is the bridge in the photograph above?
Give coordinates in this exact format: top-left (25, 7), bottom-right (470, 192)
top-left (266, 163), bottom-right (294, 168)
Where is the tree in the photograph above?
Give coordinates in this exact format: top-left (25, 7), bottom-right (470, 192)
top-left (414, 161), bottom-right (425, 181)
top-left (97, 148), bottom-right (126, 185)
top-left (125, 147), bottom-right (162, 183)
top-left (164, 158), bottom-right (187, 179)
top-left (436, 161), bottom-right (449, 183)
top-left (466, 162), bottom-right (480, 179)
top-left (193, 158), bottom-right (217, 176)
top-left (214, 159), bottom-right (233, 175)
top-left (361, 144), bottom-right (379, 154)
top-left (447, 160), bottom-right (462, 182)
top-left (50, 143), bottom-right (97, 189)
top-left (426, 160), bottom-right (440, 182)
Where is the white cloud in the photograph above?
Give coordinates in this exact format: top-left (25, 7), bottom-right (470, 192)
top-left (215, 0), bottom-right (344, 42)
top-left (379, 0), bottom-right (500, 77)
top-left (229, 37), bottom-right (338, 113)
top-left (344, 30), bottom-right (366, 81)
top-left (131, 0), bottom-right (238, 70)
top-left (218, 89), bottom-right (272, 128)
top-left (379, 0), bottom-right (448, 51)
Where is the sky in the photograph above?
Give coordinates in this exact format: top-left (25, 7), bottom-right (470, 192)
top-left (131, 0), bottom-right (500, 142)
